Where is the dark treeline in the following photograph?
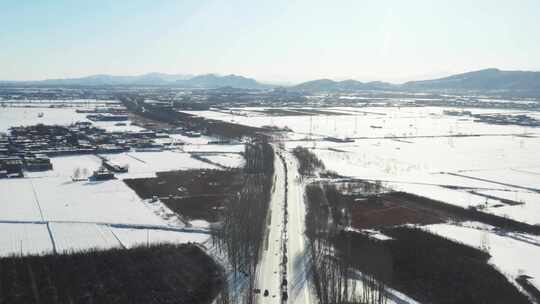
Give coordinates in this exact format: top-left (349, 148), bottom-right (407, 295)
top-left (305, 183), bottom-right (389, 304)
top-left (517, 275), bottom-right (540, 303)
top-left (297, 148), bottom-right (364, 304)
top-left (212, 138), bottom-right (274, 304)
top-left (0, 244), bottom-right (224, 304)
top-left (121, 96), bottom-right (264, 139)
top-left (333, 227), bottom-right (531, 304)
top-left (122, 94), bottom-right (276, 303)
top-left (292, 146), bottom-right (325, 176)
top-left (298, 148), bottom-right (531, 304)
top-left (310, 182), bottom-right (532, 304)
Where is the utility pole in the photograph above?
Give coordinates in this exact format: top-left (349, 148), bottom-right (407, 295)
top-left (309, 114), bottom-right (313, 141)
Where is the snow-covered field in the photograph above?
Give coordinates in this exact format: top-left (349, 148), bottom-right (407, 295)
top-left (0, 99), bottom-right (119, 106)
top-left (50, 222), bottom-right (121, 253)
top-left (0, 139), bottom-right (232, 256)
top-left (0, 151), bottom-right (215, 256)
top-left (0, 223), bottom-right (54, 256)
top-left (185, 106), bottom-right (540, 225)
top-left (109, 227), bottom-right (210, 249)
top-left (0, 107), bottom-right (90, 132)
top-left (182, 106), bottom-right (536, 138)
top-left (0, 164), bottom-right (212, 256)
top-left (186, 105), bottom-right (540, 300)
top-left (105, 151), bottom-right (219, 178)
top-left (2, 104), bottom-right (538, 302)
top-left (0, 106), bottom-right (143, 133)
top-left (0, 221), bottom-right (211, 256)
top-left (182, 143), bottom-right (245, 153)
top-left (195, 153), bottom-right (245, 168)
top-left (2, 154), bottom-right (213, 224)
top-left (0, 106), bottom-right (245, 258)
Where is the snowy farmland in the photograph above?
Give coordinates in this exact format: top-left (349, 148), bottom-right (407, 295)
top-left (0, 105), bottom-right (247, 256)
top-left (0, 151), bottom-right (216, 256)
top-left (104, 151), bottom-right (219, 178)
top-left (185, 106), bottom-right (540, 225)
top-left (0, 105), bottom-right (143, 133)
top-left (186, 105), bottom-right (540, 299)
top-left (182, 106), bottom-right (536, 139)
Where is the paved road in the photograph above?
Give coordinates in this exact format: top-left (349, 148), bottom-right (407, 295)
top-left (282, 151), bottom-right (312, 304)
top-left (256, 150), bottom-right (286, 303)
top-left (256, 148), bottom-right (312, 304)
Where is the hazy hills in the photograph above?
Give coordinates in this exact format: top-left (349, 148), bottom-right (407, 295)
top-left (292, 69), bottom-right (540, 94)
top-left (292, 79), bottom-right (395, 91)
top-left (403, 68), bottom-right (540, 91)
top-left (1, 69), bottom-right (539, 94)
top-left (176, 74), bottom-right (267, 89)
top-left (1, 73), bottom-right (267, 89)
top-left (39, 73), bottom-right (193, 86)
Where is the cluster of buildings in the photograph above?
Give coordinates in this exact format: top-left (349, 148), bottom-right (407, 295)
top-left (472, 114), bottom-right (540, 127)
top-left (0, 154), bottom-right (52, 178)
top-left (86, 113), bottom-right (129, 121)
top-left (5, 122), bottom-right (176, 155)
top-left (0, 121), bottom-right (181, 178)
top-left (444, 110), bottom-right (540, 127)
top-left (0, 133), bottom-right (53, 177)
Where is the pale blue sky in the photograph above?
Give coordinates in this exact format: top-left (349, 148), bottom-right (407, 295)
top-left (1, 0), bottom-right (539, 83)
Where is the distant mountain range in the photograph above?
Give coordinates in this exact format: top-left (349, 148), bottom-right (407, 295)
top-left (292, 79), bottom-right (395, 91)
top-left (1, 68), bottom-right (539, 94)
top-left (176, 74), bottom-right (267, 89)
top-left (402, 68), bottom-right (540, 91)
top-left (41, 73), bottom-right (193, 86)
top-left (292, 69), bottom-right (540, 94)
top-left (1, 73), bottom-right (268, 89)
